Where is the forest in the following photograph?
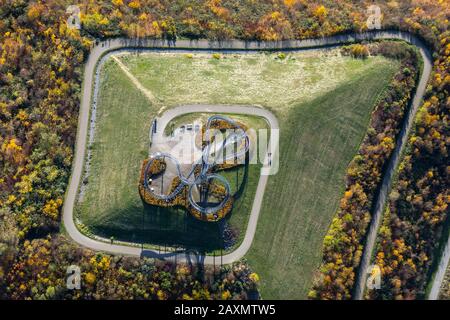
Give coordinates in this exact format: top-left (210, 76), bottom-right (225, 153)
top-left (0, 0), bottom-right (448, 299)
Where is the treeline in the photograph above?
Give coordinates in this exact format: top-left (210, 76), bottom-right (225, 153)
top-left (0, 0), bottom-right (449, 299)
top-left (5, 235), bottom-right (258, 300)
top-left (309, 41), bottom-right (421, 300)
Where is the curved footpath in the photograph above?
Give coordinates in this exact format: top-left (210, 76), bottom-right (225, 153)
top-left (62, 30), bottom-right (444, 298)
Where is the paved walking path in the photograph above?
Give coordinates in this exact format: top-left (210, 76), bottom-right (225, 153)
top-left (62, 31), bottom-right (444, 299)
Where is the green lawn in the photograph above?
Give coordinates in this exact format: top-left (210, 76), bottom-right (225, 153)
top-left (75, 61), bottom-right (152, 243)
top-left (77, 50), bottom-right (400, 299)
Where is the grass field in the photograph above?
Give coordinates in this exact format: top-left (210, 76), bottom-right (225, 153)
top-left (76, 49), bottom-right (400, 299)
